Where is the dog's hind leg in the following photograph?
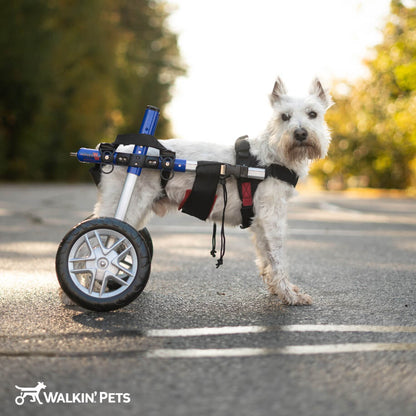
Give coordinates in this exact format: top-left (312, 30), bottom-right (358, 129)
top-left (94, 169), bottom-right (162, 230)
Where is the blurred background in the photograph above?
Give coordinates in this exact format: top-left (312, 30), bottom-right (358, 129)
top-left (0, 0), bottom-right (415, 191)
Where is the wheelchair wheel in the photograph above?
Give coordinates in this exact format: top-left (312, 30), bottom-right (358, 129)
top-left (56, 217), bottom-right (151, 312)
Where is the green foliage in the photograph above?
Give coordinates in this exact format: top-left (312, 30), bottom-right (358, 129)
top-left (0, 0), bottom-right (185, 181)
top-left (312, 0), bottom-right (416, 189)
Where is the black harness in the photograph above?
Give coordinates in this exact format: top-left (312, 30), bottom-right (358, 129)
top-left (179, 136), bottom-right (298, 266)
top-left (91, 134), bottom-right (299, 266)
top-left (234, 136), bottom-right (298, 228)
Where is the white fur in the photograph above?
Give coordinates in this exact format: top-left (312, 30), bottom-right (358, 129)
top-left (92, 77), bottom-right (332, 305)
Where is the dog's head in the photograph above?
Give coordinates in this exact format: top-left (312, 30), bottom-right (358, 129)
top-left (266, 77), bottom-right (333, 167)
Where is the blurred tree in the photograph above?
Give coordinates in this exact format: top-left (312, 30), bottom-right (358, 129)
top-left (0, 0), bottom-right (185, 181)
top-left (312, 0), bottom-right (416, 189)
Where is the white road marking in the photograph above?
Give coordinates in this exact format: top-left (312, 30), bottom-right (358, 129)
top-left (145, 325), bottom-right (416, 358)
top-left (147, 326), bottom-right (267, 337)
top-left (146, 324), bottom-right (416, 338)
top-left (280, 324), bottom-right (416, 333)
top-left (147, 343), bottom-right (416, 358)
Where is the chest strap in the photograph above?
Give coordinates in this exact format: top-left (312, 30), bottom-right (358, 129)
top-left (235, 136), bottom-right (298, 228)
top-left (235, 136), bottom-right (261, 229)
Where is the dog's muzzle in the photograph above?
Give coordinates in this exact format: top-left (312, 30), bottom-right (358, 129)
top-left (294, 128), bottom-right (308, 142)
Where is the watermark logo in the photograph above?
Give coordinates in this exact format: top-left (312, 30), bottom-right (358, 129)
top-left (14, 382), bottom-right (131, 406)
top-left (15, 382), bottom-right (46, 406)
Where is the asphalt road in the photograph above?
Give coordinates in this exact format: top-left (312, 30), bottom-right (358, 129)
top-left (1, 183), bottom-right (416, 416)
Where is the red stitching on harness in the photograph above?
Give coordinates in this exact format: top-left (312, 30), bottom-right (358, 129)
top-left (208, 195), bottom-right (218, 217)
top-left (179, 189), bottom-right (218, 216)
top-left (241, 182), bottom-right (253, 206)
top-left (178, 189), bottom-right (192, 210)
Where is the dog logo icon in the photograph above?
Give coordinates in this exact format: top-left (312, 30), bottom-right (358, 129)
top-left (15, 382), bottom-right (46, 405)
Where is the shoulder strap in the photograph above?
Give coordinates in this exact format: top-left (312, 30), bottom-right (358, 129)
top-left (235, 136), bottom-right (261, 229)
top-left (235, 135), bottom-right (259, 167)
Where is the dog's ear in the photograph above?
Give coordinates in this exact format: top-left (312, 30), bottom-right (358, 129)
top-left (270, 77), bottom-right (287, 105)
top-left (309, 78), bottom-right (334, 109)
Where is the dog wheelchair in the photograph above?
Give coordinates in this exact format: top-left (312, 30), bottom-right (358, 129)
top-left (55, 105), bottom-right (298, 311)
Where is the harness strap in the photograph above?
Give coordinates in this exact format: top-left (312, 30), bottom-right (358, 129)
top-left (181, 161), bottom-right (222, 221)
top-left (235, 136), bottom-right (299, 228)
top-left (113, 133), bottom-right (168, 151)
top-left (90, 134), bottom-right (175, 189)
top-left (265, 164), bottom-right (299, 187)
top-left (114, 134), bottom-right (175, 189)
top-left (235, 136), bottom-right (261, 229)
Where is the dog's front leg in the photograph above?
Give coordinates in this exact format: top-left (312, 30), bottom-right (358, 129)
top-left (252, 191), bottom-right (312, 305)
top-left (251, 224), bottom-right (272, 285)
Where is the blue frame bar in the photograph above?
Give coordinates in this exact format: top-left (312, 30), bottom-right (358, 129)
top-left (128, 106), bottom-right (160, 176)
top-left (75, 148), bottom-right (188, 173)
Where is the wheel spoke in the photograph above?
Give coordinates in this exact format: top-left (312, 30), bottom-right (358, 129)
top-left (113, 244), bottom-right (134, 276)
top-left (94, 230), bottom-right (106, 254)
top-left (94, 230), bottom-right (127, 257)
top-left (116, 243), bottom-right (133, 262)
top-left (108, 236), bottom-right (127, 253)
top-left (84, 233), bottom-right (95, 256)
top-left (88, 269), bottom-right (98, 294)
top-left (71, 267), bottom-right (93, 274)
top-left (69, 234), bottom-right (96, 262)
top-left (69, 257), bottom-right (91, 263)
top-left (115, 263), bottom-right (134, 277)
top-left (100, 275), bottom-right (109, 297)
top-left (109, 275), bottom-right (129, 286)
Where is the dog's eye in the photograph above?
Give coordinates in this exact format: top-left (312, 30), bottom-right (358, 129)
top-left (281, 113), bottom-right (291, 121)
top-left (308, 111), bottom-right (317, 119)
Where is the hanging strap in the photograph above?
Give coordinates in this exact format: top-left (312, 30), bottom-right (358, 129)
top-left (180, 161), bottom-right (228, 267)
top-left (214, 177), bottom-right (227, 268)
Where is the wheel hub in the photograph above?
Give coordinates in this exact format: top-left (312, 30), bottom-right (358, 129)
top-left (84, 246), bottom-right (119, 281)
top-left (97, 257), bottom-right (109, 269)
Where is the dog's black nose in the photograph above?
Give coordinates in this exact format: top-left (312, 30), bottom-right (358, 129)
top-left (294, 128), bottom-right (308, 142)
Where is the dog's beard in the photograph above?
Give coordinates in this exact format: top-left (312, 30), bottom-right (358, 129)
top-left (283, 135), bottom-right (322, 162)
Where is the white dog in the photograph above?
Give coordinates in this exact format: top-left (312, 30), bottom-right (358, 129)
top-left (93, 77), bottom-right (332, 305)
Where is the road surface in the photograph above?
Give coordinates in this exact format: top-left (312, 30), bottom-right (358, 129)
top-left (0, 184), bottom-right (415, 415)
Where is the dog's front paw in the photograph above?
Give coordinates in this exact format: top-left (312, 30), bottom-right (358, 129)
top-left (282, 289), bottom-right (313, 306)
top-left (269, 282), bottom-right (313, 305)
